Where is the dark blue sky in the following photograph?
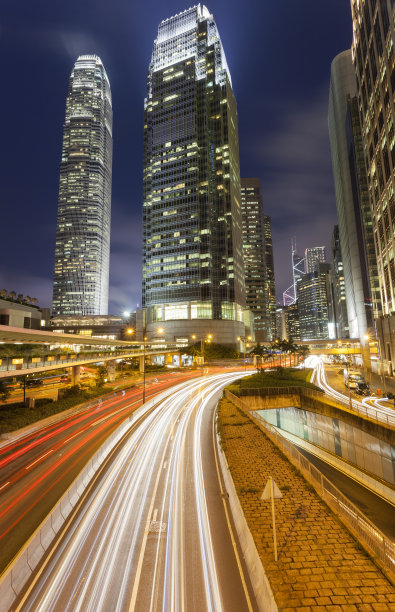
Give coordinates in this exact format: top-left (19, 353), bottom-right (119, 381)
top-left (1, 1), bottom-right (352, 313)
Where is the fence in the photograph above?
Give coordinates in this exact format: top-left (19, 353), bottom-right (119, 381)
top-left (225, 390), bottom-right (395, 578)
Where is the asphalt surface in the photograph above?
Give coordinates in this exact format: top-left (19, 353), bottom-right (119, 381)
top-left (13, 372), bottom-right (258, 612)
top-left (0, 371), bottom-right (203, 575)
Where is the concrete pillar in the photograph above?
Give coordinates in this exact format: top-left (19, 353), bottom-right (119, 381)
top-left (107, 360), bottom-right (116, 383)
top-left (139, 355), bottom-right (145, 374)
top-left (166, 353), bottom-right (173, 365)
top-left (71, 365), bottom-right (80, 385)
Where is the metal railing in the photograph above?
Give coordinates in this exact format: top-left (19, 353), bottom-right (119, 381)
top-left (224, 389), bottom-right (395, 577)
top-left (237, 385), bottom-right (395, 429)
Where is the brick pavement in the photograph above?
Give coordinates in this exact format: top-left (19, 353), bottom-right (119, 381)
top-left (217, 397), bottom-right (395, 611)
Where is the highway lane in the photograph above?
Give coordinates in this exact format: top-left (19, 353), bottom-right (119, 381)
top-left (311, 359), bottom-right (395, 425)
top-left (0, 370), bottom-right (204, 574)
top-left (14, 372), bottom-right (258, 612)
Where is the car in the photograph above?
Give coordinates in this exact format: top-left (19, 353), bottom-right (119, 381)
top-left (26, 379), bottom-right (43, 388)
top-left (355, 382), bottom-right (370, 396)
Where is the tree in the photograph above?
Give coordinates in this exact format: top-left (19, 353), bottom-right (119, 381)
top-left (0, 289), bottom-right (7, 299)
top-left (17, 294), bottom-right (24, 303)
top-left (295, 345), bottom-right (310, 368)
top-left (0, 381), bottom-right (11, 401)
top-left (95, 366), bottom-right (108, 388)
top-left (8, 291), bottom-right (16, 300)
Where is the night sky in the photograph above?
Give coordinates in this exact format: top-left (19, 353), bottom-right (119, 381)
top-left (1, 1), bottom-right (352, 314)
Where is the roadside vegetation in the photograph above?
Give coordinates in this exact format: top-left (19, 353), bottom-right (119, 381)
top-left (0, 384), bottom-right (115, 435)
top-left (227, 367), bottom-right (321, 395)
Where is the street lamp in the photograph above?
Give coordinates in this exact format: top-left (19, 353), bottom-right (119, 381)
top-left (191, 333), bottom-right (212, 369)
top-left (142, 327), bottom-right (164, 404)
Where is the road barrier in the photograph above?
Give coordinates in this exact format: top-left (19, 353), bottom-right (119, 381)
top-left (225, 390), bottom-right (395, 583)
top-left (0, 386), bottom-right (176, 611)
top-left (216, 431), bottom-right (278, 611)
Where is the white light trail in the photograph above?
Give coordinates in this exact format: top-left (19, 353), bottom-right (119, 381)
top-left (20, 371), bottom-right (248, 612)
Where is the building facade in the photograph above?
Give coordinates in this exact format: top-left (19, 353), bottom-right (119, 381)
top-left (264, 215), bottom-right (277, 339)
top-left (304, 246), bottom-right (326, 273)
top-left (142, 6), bottom-right (246, 344)
top-left (240, 179), bottom-right (275, 341)
top-left (52, 55), bottom-right (113, 317)
top-left (328, 50), bottom-right (378, 352)
top-left (331, 225), bottom-right (350, 338)
top-left (350, 0), bottom-right (395, 373)
top-left (298, 263), bottom-right (331, 340)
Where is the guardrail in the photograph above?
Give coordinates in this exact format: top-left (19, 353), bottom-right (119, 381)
top-left (238, 386), bottom-right (395, 430)
top-left (225, 390), bottom-right (395, 579)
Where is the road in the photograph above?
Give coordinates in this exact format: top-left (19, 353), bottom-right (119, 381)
top-left (12, 371), bottom-right (257, 612)
top-left (0, 370), bottom-right (205, 574)
top-left (311, 360), bottom-right (395, 426)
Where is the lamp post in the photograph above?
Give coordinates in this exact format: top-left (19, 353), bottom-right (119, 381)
top-left (238, 335), bottom-right (252, 369)
top-left (191, 334), bottom-right (212, 370)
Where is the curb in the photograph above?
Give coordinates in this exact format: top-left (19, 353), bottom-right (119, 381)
top-left (215, 429), bottom-right (278, 612)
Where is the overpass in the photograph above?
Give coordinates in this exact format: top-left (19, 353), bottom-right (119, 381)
top-left (0, 325), bottom-right (185, 382)
top-left (288, 338), bottom-right (378, 356)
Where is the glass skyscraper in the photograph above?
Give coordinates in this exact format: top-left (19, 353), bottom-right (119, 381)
top-left (52, 55), bottom-right (113, 316)
top-left (142, 6), bottom-right (247, 343)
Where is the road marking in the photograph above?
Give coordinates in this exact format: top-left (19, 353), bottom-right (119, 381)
top-left (25, 450), bottom-right (54, 470)
top-left (63, 431), bottom-right (81, 444)
top-left (163, 460), bottom-right (167, 470)
top-left (152, 508), bottom-right (158, 522)
top-left (212, 410), bottom-right (254, 612)
top-left (0, 481), bottom-right (10, 492)
top-left (128, 447), bottom-right (168, 611)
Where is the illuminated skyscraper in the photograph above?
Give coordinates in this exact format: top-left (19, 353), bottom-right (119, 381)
top-left (349, 0), bottom-right (395, 373)
top-left (52, 55), bottom-right (112, 316)
top-left (142, 6), bottom-right (246, 343)
top-left (241, 179), bottom-right (276, 341)
top-left (305, 246), bottom-right (326, 273)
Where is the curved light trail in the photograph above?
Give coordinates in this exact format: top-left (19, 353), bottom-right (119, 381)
top-left (15, 372), bottom-right (255, 612)
top-left (312, 359), bottom-right (395, 426)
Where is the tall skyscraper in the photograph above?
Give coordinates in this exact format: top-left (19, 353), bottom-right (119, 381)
top-left (331, 225), bottom-right (349, 338)
top-left (328, 50), bottom-right (379, 352)
top-left (350, 0), bottom-right (395, 373)
top-left (283, 239), bottom-right (305, 306)
top-left (52, 55), bottom-right (113, 316)
top-left (240, 179), bottom-right (276, 341)
top-left (298, 264), bottom-right (332, 340)
top-left (142, 6), bottom-right (246, 343)
top-left (263, 214), bottom-right (277, 339)
top-left (305, 246), bottom-right (326, 273)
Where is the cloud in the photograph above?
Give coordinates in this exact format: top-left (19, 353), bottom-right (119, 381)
top-left (245, 88), bottom-right (337, 301)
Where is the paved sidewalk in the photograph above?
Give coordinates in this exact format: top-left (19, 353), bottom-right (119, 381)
top-left (218, 397), bottom-right (395, 611)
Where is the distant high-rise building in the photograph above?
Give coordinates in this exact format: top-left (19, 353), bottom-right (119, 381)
top-left (52, 55), bottom-right (112, 316)
top-left (241, 179), bottom-right (269, 341)
top-left (305, 246), bottom-right (326, 273)
top-left (283, 239), bottom-right (305, 306)
top-left (142, 6), bottom-right (246, 343)
top-left (284, 302), bottom-right (300, 341)
top-left (331, 225), bottom-right (349, 338)
top-left (350, 0), bottom-right (395, 374)
top-left (264, 215), bottom-right (277, 339)
top-left (298, 263), bottom-right (331, 340)
top-left (328, 50), bottom-right (379, 351)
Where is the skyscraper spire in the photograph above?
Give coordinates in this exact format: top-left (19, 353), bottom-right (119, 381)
top-left (52, 55), bottom-right (113, 316)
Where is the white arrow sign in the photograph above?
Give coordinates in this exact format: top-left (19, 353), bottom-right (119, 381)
top-left (261, 478), bottom-right (283, 500)
top-left (261, 476), bottom-right (282, 561)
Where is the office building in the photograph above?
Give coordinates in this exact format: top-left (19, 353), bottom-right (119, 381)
top-left (305, 246), bottom-right (326, 273)
top-left (298, 264), bottom-right (331, 340)
top-left (349, 0), bottom-right (395, 373)
top-left (284, 303), bottom-right (300, 341)
top-left (52, 55), bottom-right (113, 316)
top-left (241, 179), bottom-right (275, 341)
top-left (142, 6), bottom-right (247, 344)
top-left (329, 49), bottom-right (379, 355)
top-left (264, 215), bottom-right (277, 339)
top-left (331, 225), bottom-right (349, 338)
